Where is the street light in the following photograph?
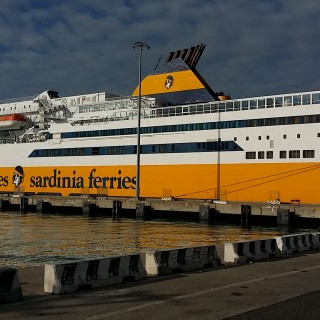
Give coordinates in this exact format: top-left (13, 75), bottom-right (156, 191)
top-left (133, 41), bottom-right (150, 200)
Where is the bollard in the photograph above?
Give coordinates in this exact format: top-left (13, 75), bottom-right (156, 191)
top-left (82, 202), bottom-right (90, 216)
top-left (199, 205), bottom-right (211, 223)
top-left (241, 205), bottom-right (251, 224)
top-left (112, 200), bottom-right (122, 219)
top-left (89, 203), bottom-right (97, 216)
top-left (36, 200), bottom-right (43, 213)
top-left (277, 208), bottom-right (294, 226)
top-left (19, 197), bottom-right (28, 213)
top-left (0, 199), bottom-right (9, 212)
top-left (136, 202), bottom-right (145, 219)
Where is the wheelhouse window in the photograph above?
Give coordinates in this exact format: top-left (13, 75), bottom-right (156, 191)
top-left (303, 150), bottom-right (315, 158)
top-left (289, 150), bottom-right (300, 158)
top-left (280, 151), bottom-right (287, 159)
top-left (266, 151), bottom-right (273, 159)
top-left (246, 152), bottom-right (256, 159)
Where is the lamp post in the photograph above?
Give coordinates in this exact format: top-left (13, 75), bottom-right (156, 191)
top-left (133, 41), bottom-right (150, 200)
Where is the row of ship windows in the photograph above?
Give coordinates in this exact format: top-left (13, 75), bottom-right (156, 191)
top-left (246, 150), bottom-right (315, 159)
top-left (237, 133), bottom-right (320, 142)
top-left (152, 93), bottom-right (320, 117)
top-left (29, 141), bottom-right (242, 157)
top-left (235, 134), bottom-right (302, 141)
top-left (60, 113), bottom-right (320, 139)
top-left (0, 105), bottom-right (33, 112)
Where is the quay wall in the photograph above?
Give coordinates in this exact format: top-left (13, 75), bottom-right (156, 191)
top-left (1, 194), bottom-right (320, 226)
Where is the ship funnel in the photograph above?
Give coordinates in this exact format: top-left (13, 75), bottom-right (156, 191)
top-left (165, 44), bottom-right (206, 69)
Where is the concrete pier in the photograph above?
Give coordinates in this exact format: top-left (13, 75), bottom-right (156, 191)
top-left (1, 194), bottom-right (320, 227)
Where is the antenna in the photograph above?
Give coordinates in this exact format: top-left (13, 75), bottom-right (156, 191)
top-left (154, 55), bottom-right (162, 70)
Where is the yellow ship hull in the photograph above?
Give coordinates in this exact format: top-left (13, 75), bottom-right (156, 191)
top-left (3, 162), bottom-right (320, 204)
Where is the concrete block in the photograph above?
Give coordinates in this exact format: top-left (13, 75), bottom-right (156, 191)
top-left (275, 233), bottom-right (316, 255)
top-left (224, 238), bottom-right (281, 263)
top-left (0, 267), bottom-right (22, 303)
top-left (142, 245), bottom-right (221, 276)
top-left (44, 254), bottom-right (147, 294)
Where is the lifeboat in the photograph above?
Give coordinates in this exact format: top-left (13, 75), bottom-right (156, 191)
top-left (0, 113), bottom-right (28, 130)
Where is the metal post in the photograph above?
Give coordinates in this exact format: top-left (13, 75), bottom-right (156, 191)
top-left (133, 42), bottom-right (150, 200)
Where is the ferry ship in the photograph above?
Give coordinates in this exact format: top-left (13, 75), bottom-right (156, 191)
top-left (0, 44), bottom-right (320, 205)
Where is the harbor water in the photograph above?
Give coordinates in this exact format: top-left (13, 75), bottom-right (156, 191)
top-left (0, 211), bottom-right (314, 268)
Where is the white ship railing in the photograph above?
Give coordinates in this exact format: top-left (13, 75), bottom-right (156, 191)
top-left (77, 96), bottom-right (156, 114)
top-left (212, 90), bottom-right (320, 113)
top-left (149, 90), bottom-right (320, 118)
top-left (0, 95), bottom-right (37, 105)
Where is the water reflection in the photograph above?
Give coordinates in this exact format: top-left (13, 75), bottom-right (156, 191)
top-left (0, 212), bottom-right (312, 267)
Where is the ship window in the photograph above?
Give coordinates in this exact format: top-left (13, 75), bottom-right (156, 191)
top-left (234, 101), bottom-right (240, 111)
top-left (289, 150), bottom-right (300, 158)
top-left (226, 102), bottom-right (233, 111)
top-left (163, 108), bottom-right (169, 117)
top-left (250, 99), bottom-right (257, 109)
top-left (197, 105), bottom-right (203, 114)
top-left (275, 97), bottom-right (283, 107)
top-left (266, 98), bottom-right (274, 108)
top-left (204, 104), bottom-right (211, 113)
top-left (159, 144), bottom-right (166, 153)
top-left (284, 96), bottom-right (292, 106)
top-left (218, 102), bottom-right (226, 112)
top-left (280, 151), bottom-right (287, 159)
top-left (190, 106), bottom-right (197, 114)
top-left (266, 136), bottom-right (270, 140)
top-left (293, 95), bottom-right (302, 106)
top-left (181, 107), bottom-right (188, 114)
top-left (283, 135), bottom-right (287, 139)
top-left (312, 93), bottom-right (320, 104)
top-left (234, 137), bottom-right (237, 141)
top-left (258, 136), bottom-right (261, 140)
top-left (241, 100), bottom-right (248, 110)
top-left (302, 94), bottom-right (311, 105)
top-left (246, 152), bottom-right (256, 159)
top-left (258, 99), bottom-right (265, 109)
top-left (92, 147), bottom-right (100, 155)
top-left (246, 136), bottom-right (249, 141)
top-left (258, 151), bottom-right (264, 159)
top-left (297, 134), bottom-right (300, 138)
top-left (266, 151), bottom-right (273, 159)
top-left (303, 150), bottom-right (315, 158)
top-left (318, 133), bottom-right (320, 137)
top-left (169, 107), bottom-right (176, 116)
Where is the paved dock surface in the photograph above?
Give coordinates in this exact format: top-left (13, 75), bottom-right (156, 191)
top-left (1, 250), bottom-right (320, 320)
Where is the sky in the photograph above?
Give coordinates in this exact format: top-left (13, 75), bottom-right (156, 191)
top-left (0, 0), bottom-right (319, 101)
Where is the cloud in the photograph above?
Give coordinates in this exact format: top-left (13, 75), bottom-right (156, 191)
top-left (0, 0), bottom-right (319, 100)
